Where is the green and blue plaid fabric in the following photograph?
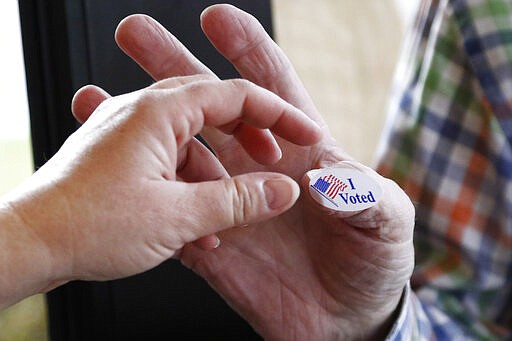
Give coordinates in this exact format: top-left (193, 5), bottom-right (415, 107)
top-left (377, 0), bottom-right (512, 339)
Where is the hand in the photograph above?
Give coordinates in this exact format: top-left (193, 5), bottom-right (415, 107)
top-left (0, 75), bottom-right (321, 308)
top-left (78, 6), bottom-right (415, 340)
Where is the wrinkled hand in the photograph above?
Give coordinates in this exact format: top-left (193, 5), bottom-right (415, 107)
top-left (77, 5), bottom-right (415, 340)
top-left (1, 75), bottom-right (321, 308)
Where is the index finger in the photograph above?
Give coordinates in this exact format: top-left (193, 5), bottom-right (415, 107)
top-left (153, 78), bottom-right (322, 151)
top-left (169, 79), bottom-right (322, 149)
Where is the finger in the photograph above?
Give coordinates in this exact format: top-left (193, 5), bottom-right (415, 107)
top-left (152, 77), bottom-right (284, 165)
top-left (200, 4), bottom-right (323, 123)
top-left (192, 235), bottom-right (221, 251)
top-left (158, 79), bottom-right (322, 153)
top-left (71, 85), bottom-right (111, 124)
top-left (115, 14), bottom-right (214, 80)
top-left (176, 137), bottom-right (227, 183)
top-left (163, 172), bottom-right (300, 242)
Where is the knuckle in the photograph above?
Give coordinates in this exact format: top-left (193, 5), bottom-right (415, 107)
top-left (378, 178), bottom-right (416, 240)
top-left (94, 95), bottom-right (118, 113)
top-left (130, 90), bottom-right (156, 113)
top-left (229, 177), bottom-right (254, 226)
top-left (197, 73), bottom-right (218, 82)
top-left (227, 78), bottom-right (253, 92)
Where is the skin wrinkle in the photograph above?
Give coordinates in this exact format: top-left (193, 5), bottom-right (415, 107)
top-left (42, 179), bottom-right (92, 282)
top-left (228, 14), bottom-right (285, 80)
top-left (145, 225), bottom-right (181, 261)
top-left (166, 92), bottom-right (200, 150)
top-left (220, 12), bottom-right (267, 62)
top-left (343, 186), bottom-right (414, 243)
top-left (42, 180), bottom-right (77, 274)
top-left (276, 255), bottom-right (315, 338)
top-left (333, 263), bottom-right (396, 312)
top-left (260, 218), bottom-right (331, 336)
top-left (222, 43), bottom-right (311, 121)
top-left (141, 186), bottom-right (182, 255)
top-left (138, 134), bottom-right (174, 181)
top-left (175, 139), bottom-right (191, 175)
top-left (269, 226), bottom-right (290, 335)
top-left (310, 226), bottom-right (408, 314)
top-left (275, 267), bottom-right (348, 339)
top-left (173, 185), bottom-right (215, 240)
top-left (236, 43), bottom-right (293, 98)
top-left (235, 237), bottom-right (324, 337)
top-left (231, 175), bottom-right (255, 227)
top-left (225, 80), bottom-right (262, 128)
top-left (212, 12), bottom-right (298, 100)
top-left (186, 237), bottom-right (258, 300)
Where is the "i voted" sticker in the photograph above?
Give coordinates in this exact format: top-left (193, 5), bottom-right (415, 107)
top-left (307, 166), bottom-right (382, 212)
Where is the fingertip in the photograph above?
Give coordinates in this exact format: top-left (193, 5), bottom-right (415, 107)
top-left (199, 4), bottom-right (213, 22)
top-left (71, 85), bottom-right (111, 124)
top-left (310, 119), bottom-right (324, 143)
top-left (115, 14), bottom-right (135, 46)
top-left (193, 235), bottom-right (221, 251)
top-left (199, 5), bottom-right (224, 39)
top-left (200, 3), bottom-right (235, 22)
top-left (115, 14), bottom-right (153, 45)
top-left (200, 3), bottom-right (262, 60)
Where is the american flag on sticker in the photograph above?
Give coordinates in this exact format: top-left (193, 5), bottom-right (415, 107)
top-left (312, 174), bottom-right (348, 199)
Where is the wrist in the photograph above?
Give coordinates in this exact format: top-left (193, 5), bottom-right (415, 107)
top-left (337, 289), bottom-right (404, 340)
top-left (366, 292), bottom-right (404, 340)
top-left (0, 189), bottom-right (70, 308)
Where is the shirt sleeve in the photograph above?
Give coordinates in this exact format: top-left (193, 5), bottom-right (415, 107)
top-left (385, 283), bottom-right (433, 340)
top-left (385, 283), bottom-right (497, 340)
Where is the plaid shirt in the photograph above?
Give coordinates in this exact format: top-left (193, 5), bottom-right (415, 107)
top-left (376, 0), bottom-right (512, 339)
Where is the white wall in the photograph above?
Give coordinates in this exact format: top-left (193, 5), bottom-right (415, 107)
top-left (273, 0), bottom-right (419, 164)
top-left (0, 1), bottom-right (30, 140)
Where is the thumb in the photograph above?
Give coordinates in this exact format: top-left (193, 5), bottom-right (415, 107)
top-left (166, 173), bottom-right (299, 242)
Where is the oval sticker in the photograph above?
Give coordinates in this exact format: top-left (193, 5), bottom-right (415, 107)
top-left (308, 166), bottom-right (382, 212)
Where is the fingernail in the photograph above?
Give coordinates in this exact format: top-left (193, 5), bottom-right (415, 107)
top-left (264, 179), bottom-right (299, 210)
top-left (212, 236), bottom-right (221, 249)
